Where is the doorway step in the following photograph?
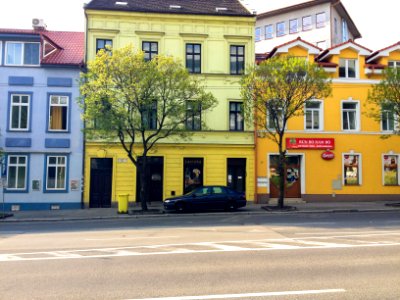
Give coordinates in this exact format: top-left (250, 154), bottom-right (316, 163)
top-left (268, 198), bottom-right (306, 205)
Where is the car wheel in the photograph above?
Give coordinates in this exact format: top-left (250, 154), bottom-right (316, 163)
top-left (226, 201), bottom-right (238, 211)
top-left (175, 202), bottom-right (185, 213)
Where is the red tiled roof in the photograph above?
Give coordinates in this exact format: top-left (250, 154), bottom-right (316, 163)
top-left (266, 37), bottom-right (322, 58)
top-left (317, 61), bottom-right (338, 67)
top-left (0, 28), bottom-right (84, 66)
top-left (367, 41), bottom-right (400, 62)
top-left (365, 63), bottom-right (386, 70)
top-left (316, 39), bottom-right (372, 61)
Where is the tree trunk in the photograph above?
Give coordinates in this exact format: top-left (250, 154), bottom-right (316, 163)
top-left (139, 156), bottom-right (148, 211)
top-left (277, 139), bottom-right (285, 209)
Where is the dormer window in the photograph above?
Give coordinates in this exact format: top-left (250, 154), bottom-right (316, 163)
top-left (388, 61), bottom-right (400, 68)
top-left (5, 42), bottom-right (40, 66)
top-left (339, 58), bottom-right (357, 78)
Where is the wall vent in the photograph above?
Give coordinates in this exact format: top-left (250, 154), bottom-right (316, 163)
top-left (169, 5), bottom-right (181, 9)
top-left (115, 1), bottom-right (128, 6)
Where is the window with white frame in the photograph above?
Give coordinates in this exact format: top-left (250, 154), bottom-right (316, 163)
top-left (339, 59), bottom-right (357, 78)
top-left (383, 154), bottom-right (399, 186)
top-left (342, 19), bottom-right (348, 42)
top-left (10, 94), bottom-right (30, 131)
top-left (302, 16), bottom-right (312, 31)
top-left (305, 100), bottom-right (323, 130)
top-left (276, 22), bottom-right (285, 37)
top-left (49, 95), bottom-right (69, 131)
top-left (265, 24), bottom-right (273, 39)
top-left (388, 61), bottom-right (400, 68)
top-left (255, 27), bottom-right (261, 42)
top-left (316, 12), bottom-right (326, 28)
top-left (7, 155), bottom-right (28, 190)
top-left (381, 103), bottom-right (396, 132)
top-left (343, 154), bottom-right (361, 186)
top-left (46, 155), bottom-right (67, 190)
top-left (342, 101), bottom-right (360, 131)
top-left (289, 19), bottom-right (298, 34)
top-left (267, 105), bottom-right (283, 130)
top-left (6, 42), bottom-right (40, 66)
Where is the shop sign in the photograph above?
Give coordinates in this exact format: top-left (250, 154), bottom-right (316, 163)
top-left (286, 138), bottom-right (334, 149)
top-left (321, 150), bottom-right (335, 160)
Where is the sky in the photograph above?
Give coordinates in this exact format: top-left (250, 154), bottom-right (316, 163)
top-left (0, 0), bottom-right (399, 51)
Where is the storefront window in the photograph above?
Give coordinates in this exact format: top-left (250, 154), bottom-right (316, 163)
top-left (184, 158), bottom-right (203, 194)
top-left (383, 155), bottom-right (398, 186)
top-left (343, 154), bottom-right (360, 186)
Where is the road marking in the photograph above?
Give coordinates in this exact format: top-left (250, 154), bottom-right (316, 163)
top-left (124, 289), bottom-right (346, 300)
top-left (85, 236), bottom-right (179, 241)
top-left (296, 230), bottom-right (400, 236)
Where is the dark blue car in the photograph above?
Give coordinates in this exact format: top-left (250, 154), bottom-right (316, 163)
top-left (164, 186), bottom-right (247, 212)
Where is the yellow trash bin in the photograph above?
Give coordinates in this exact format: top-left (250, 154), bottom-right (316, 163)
top-left (117, 194), bottom-right (129, 214)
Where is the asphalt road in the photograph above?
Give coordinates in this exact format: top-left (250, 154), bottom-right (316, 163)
top-left (1, 212), bottom-right (399, 300)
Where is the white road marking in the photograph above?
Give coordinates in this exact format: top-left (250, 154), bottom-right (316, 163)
top-left (124, 289), bottom-right (346, 300)
top-left (295, 230), bottom-right (400, 236)
top-left (85, 236), bottom-right (179, 241)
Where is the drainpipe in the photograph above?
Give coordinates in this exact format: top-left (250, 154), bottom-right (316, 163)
top-left (253, 106), bottom-right (258, 203)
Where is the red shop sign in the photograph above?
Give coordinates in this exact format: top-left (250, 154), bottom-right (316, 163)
top-left (286, 138), bottom-right (335, 150)
top-left (321, 150), bottom-right (335, 160)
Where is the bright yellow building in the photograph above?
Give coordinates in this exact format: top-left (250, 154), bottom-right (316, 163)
top-left (83, 1), bottom-right (256, 207)
top-left (256, 38), bottom-right (400, 202)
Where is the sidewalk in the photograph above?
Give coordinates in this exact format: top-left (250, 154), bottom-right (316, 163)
top-left (1, 200), bottom-right (399, 222)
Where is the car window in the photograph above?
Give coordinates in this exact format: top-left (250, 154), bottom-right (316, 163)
top-left (212, 187), bottom-right (226, 194)
top-left (194, 187), bottom-right (209, 196)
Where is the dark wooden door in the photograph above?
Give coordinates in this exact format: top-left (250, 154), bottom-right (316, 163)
top-left (269, 155), bottom-right (301, 198)
top-left (136, 156), bottom-right (164, 202)
top-left (90, 158), bottom-right (113, 208)
top-left (227, 158), bottom-right (246, 193)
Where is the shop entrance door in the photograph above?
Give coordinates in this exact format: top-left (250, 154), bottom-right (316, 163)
top-left (227, 158), bottom-right (246, 193)
top-left (136, 156), bottom-right (164, 202)
top-left (269, 155), bottom-right (301, 198)
top-left (90, 158), bottom-right (113, 208)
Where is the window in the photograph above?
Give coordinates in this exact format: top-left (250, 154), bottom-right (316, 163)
top-left (302, 16), bottom-right (312, 31)
top-left (186, 43), bottom-right (201, 73)
top-left (267, 106), bottom-right (283, 130)
top-left (339, 59), bottom-right (357, 78)
top-left (184, 158), bottom-right (204, 194)
top-left (46, 155), bottom-right (67, 190)
top-left (6, 155), bottom-right (28, 191)
top-left (142, 101), bottom-right (157, 130)
top-left (9, 94), bottom-right (30, 131)
top-left (48, 95), bottom-right (69, 132)
top-left (289, 19), bottom-right (298, 34)
top-left (383, 155), bottom-right (399, 186)
top-left (0, 42), bottom-right (2, 65)
top-left (388, 61), bottom-right (400, 68)
top-left (265, 24), bottom-right (273, 39)
top-left (342, 19), bottom-right (348, 42)
top-left (255, 27), bottom-right (261, 42)
top-left (381, 103), bottom-right (396, 131)
top-left (186, 101), bottom-right (201, 131)
top-left (6, 42), bottom-right (40, 66)
top-left (96, 39), bottom-right (112, 54)
top-left (343, 154), bottom-right (361, 186)
top-left (229, 102), bottom-right (244, 131)
top-left (305, 101), bottom-right (323, 130)
top-left (276, 22), bottom-right (285, 36)
top-left (230, 45), bottom-right (245, 75)
top-left (316, 12), bottom-right (326, 28)
top-left (142, 41), bottom-right (158, 61)
top-left (342, 101), bottom-right (359, 131)
top-left (334, 18), bottom-right (338, 34)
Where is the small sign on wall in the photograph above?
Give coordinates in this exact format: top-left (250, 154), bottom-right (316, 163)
top-left (117, 158), bottom-right (128, 163)
top-left (257, 177), bottom-right (269, 187)
top-left (70, 180), bottom-right (80, 191)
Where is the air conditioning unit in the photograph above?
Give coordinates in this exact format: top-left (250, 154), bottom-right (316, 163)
top-left (32, 18), bottom-right (46, 28)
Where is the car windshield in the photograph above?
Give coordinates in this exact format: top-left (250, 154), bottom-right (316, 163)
top-left (185, 187), bottom-right (209, 196)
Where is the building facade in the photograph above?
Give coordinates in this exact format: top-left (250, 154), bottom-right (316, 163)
top-left (255, 0), bottom-right (361, 55)
top-left (0, 27), bottom-right (84, 211)
top-left (256, 38), bottom-right (400, 202)
top-left (83, 0), bottom-right (256, 207)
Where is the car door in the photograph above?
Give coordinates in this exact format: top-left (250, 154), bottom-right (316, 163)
top-left (191, 187), bottom-right (211, 210)
top-left (210, 186), bottom-right (229, 209)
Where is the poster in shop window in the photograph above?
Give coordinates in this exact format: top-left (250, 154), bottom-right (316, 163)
top-left (184, 158), bottom-right (203, 194)
top-left (383, 155), bottom-right (398, 186)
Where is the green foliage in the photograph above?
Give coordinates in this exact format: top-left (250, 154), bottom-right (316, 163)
top-left (367, 67), bottom-right (400, 135)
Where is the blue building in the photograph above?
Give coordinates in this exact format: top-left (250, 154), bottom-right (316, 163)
top-left (0, 25), bottom-right (84, 211)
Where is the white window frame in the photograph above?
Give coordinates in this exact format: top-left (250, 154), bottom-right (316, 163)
top-left (302, 16), bottom-right (312, 31)
top-left (339, 58), bottom-right (358, 79)
top-left (342, 19), bottom-right (348, 42)
top-left (48, 95), bottom-right (69, 132)
top-left (267, 107), bottom-right (284, 130)
top-left (342, 153), bottom-right (362, 186)
top-left (46, 155), bottom-right (67, 190)
top-left (265, 24), bottom-right (273, 39)
top-left (255, 27), bottom-right (261, 42)
top-left (9, 94), bottom-right (30, 131)
top-left (381, 103), bottom-right (398, 132)
top-left (382, 154), bottom-right (400, 186)
top-left (316, 12), bottom-right (326, 28)
top-left (289, 19), bottom-right (298, 34)
top-left (341, 100), bottom-right (360, 131)
top-left (304, 100), bottom-right (324, 131)
top-left (388, 61), bottom-right (400, 68)
top-left (5, 41), bottom-right (40, 66)
top-left (7, 155), bottom-right (28, 190)
top-left (276, 22), bottom-right (285, 37)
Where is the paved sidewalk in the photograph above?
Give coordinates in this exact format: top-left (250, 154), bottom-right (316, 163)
top-left (1, 200), bottom-right (399, 222)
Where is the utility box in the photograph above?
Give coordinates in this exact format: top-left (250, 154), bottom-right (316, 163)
top-left (117, 194), bottom-right (129, 214)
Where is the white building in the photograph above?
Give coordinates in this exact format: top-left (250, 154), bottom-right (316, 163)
top-left (255, 0), bottom-right (361, 54)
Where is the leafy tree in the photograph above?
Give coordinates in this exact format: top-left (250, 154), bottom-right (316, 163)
top-left (367, 67), bottom-right (400, 135)
top-left (241, 56), bottom-right (331, 209)
top-left (80, 45), bottom-right (217, 210)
